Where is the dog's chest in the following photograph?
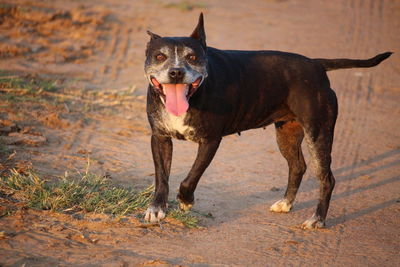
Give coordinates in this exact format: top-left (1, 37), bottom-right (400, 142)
top-left (157, 110), bottom-right (197, 141)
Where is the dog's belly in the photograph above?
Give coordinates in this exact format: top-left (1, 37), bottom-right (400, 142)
top-left (221, 105), bottom-right (295, 136)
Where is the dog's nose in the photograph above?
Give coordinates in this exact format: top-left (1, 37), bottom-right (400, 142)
top-left (168, 68), bottom-right (185, 82)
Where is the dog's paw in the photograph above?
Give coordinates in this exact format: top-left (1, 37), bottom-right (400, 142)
top-left (176, 192), bottom-right (194, 211)
top-left (144, 205), bottom-right (166, 223)
top-left (301, 214), bottom-right (325, 229)
top-left (178, 201), bottom-right (193, 211)
top-left (270, 199), bottom-right (292, 213)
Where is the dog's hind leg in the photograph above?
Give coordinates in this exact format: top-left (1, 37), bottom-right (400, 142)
top-left (177, 138), bottom-right (222, 211)
top-left (301, 88), bottom-right (338, 229)
top-left (270, 120), bottom-right (307, 213)
top-left (144, 135), bottom-right (173, 223)
top-left (301, 129), bottom-right (336, 229)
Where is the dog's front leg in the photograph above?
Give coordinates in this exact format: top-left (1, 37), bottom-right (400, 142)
top-left (144, 134), bottom-right (173, 222)
top-left (177, 138), bottom-right (222, 211)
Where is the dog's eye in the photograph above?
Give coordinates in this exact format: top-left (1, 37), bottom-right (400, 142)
top-left (155, 53), bottom-right (166, 62)
top-left (187, 55), bottom-right (197, 61)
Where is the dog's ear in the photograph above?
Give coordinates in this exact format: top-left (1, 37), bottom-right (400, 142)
top-left (190, 13), bottom-right (206, 48)
top-left (147, 30), bottom-right (162, 41)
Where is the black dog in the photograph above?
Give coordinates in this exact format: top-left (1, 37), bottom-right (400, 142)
top-left (143, 13), bottom-right (391, 228)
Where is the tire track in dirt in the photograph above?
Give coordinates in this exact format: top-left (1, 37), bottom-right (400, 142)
top-left (98, 25), bottom-right (121, 84)
top-left (57, 116), bottom-right (138, 180)
top-left (94, 22), bottom-right (136, 89)
top-left (336, 0), bottom-right (371, 170)
top-left (329, 0), bottom-right (391, 263)
top-left (286, 0), bottom-right (392, 262)
top-left (58, 119), bottom-right (99, 173)
top-left (112, 27), bottom-right (132, 82)
top-left (334, 0), bottom-right (375, 201)
top-left (330, 0), bottom-right (369, 261)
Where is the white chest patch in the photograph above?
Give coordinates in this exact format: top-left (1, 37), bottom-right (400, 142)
top-left (159, 109), bottom-right (196, 140)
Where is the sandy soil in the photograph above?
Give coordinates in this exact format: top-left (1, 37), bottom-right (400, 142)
top-left (0, 0), bottom-right (399, 266)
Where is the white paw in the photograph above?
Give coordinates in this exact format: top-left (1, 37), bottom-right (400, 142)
top-left (178, 201), bottom-right (193, 211)
top-left (301, 214), bottom-right (325, 229)
top-left (270, 199), bottom-right (292, 213)
top-left (144, 206), bottom-right (166, 223)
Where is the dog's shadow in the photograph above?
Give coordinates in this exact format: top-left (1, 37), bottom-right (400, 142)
top-left (197, 148), bottom-right (400, 227)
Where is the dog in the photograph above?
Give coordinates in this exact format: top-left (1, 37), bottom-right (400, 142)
top-left (143, 13), bottom-right (391, 229)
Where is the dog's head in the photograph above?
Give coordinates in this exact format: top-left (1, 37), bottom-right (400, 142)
top-left (144, 13), bottom-right (208, 116)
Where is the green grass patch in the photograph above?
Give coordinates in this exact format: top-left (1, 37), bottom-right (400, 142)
top-left (0, 169), bottom-right (152, 215)
top-left (0, 75), bottom-right (58, 94)
top-left (168, 207), bottom-right (199, 228)
top-left (0, 73), bottom-right (60, 104)
top-left (0, 169), bottom-right (202, 227)
top-left (163, 1), bottom-right (206, 11)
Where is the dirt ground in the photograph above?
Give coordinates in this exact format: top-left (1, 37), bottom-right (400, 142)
top-left (0, 0), bottom-right (399, 266)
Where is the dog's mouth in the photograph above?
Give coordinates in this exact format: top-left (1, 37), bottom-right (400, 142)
top-left (150, 76), bottom-right (202, 116)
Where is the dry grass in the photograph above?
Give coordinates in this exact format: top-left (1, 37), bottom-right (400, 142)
top-left (0, 167), bottom-right (202, 227)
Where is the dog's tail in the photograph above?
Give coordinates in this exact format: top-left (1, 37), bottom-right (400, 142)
top-left (314, 52), bottom-right (393, 71)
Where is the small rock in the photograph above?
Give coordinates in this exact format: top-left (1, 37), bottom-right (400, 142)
top-left (270, 186), bottom-right (280, 192)
top-left (72, 213), bottom-right (84, 220)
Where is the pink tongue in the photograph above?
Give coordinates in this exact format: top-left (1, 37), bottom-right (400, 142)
top-left (163, 84), bottom-right (189, 116)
